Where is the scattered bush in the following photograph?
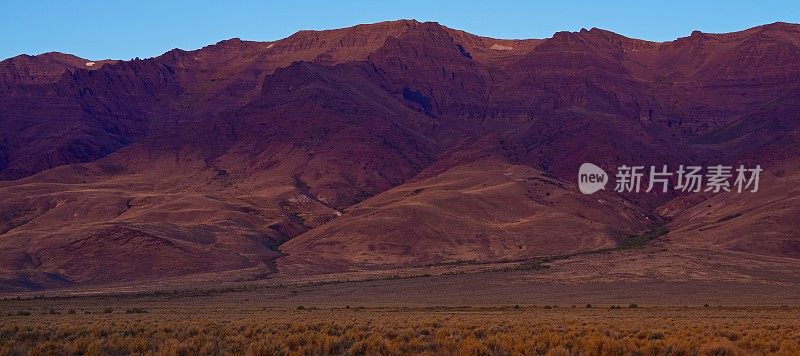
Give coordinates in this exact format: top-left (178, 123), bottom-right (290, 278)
top-left (0, 306), bottom-right (797, 355)
top-left (517, 259), bottom-right (551, 270)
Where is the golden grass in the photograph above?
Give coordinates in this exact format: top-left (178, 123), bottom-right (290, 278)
top-left (1, 307), bottom-right (799, 355)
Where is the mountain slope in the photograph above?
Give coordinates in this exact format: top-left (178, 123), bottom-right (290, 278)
top-left (278, 159), bottom-right (653, 274)
top-left (663, 159), bottom-right (800, 259)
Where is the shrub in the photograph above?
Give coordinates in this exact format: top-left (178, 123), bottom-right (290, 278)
top-left (650, 331), bottom-right (665, 340)
top-left (618, 225), bottom-right (669, 249)
top-left (517, 259), bottom-right (551, 270)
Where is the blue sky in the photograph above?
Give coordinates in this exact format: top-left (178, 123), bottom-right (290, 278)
top-left (1, 0), bottom-right (797, 60)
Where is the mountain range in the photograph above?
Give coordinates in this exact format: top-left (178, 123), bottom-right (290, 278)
top-left (0, 20), bottom-right (798, 292)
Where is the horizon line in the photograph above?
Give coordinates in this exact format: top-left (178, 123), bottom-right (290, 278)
top-left (3, 19), bottom-right (798, 62)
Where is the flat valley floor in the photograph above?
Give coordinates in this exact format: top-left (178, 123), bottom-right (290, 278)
top-left (2, 256), bottom-right (800, 355)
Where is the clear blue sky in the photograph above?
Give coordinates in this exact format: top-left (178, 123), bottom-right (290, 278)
top-left (1, 0), bottom-right (797, 60)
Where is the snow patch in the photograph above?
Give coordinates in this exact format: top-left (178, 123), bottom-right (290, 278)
top-left (85, 62), bottom-right (96, 67)
top-left (288, 195), bottom-right (311, 203)
top-left (490, 44), bottom-right (513, 51)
